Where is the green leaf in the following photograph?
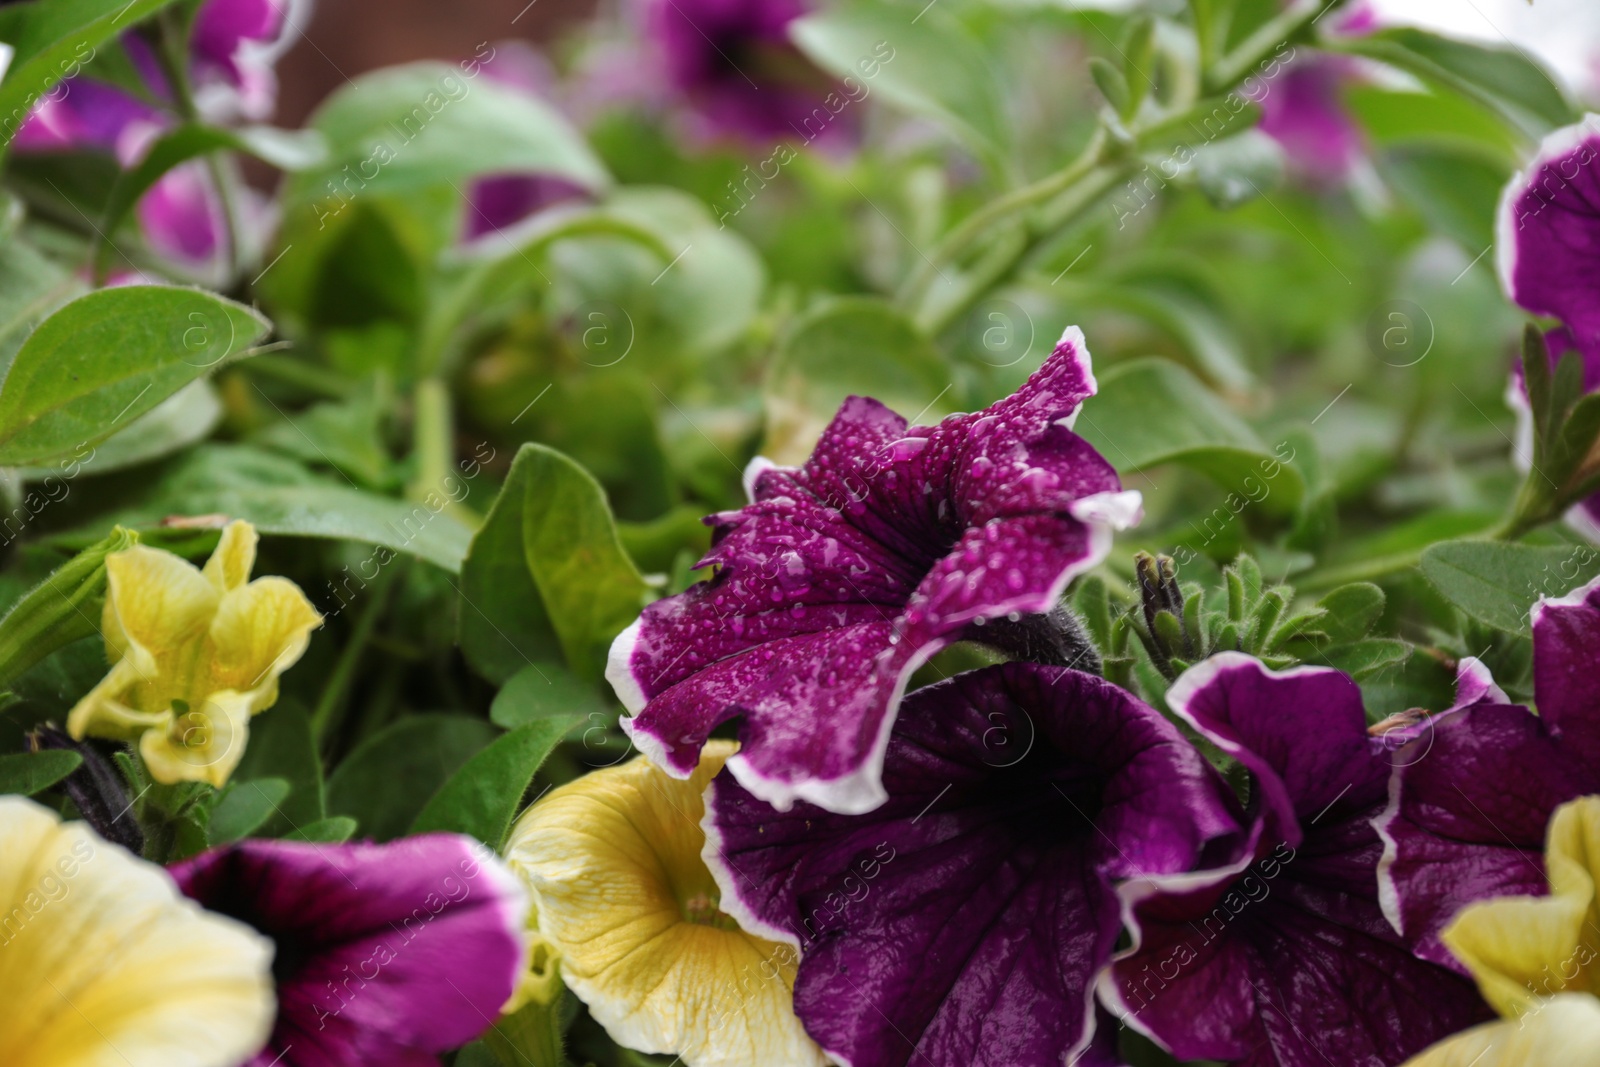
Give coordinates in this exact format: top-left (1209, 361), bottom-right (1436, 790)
top-left (1420, 540), bottom-right (1600, 633)
top-left (1331, 28), bottom-right (1574, 139)
top-left (291, 61), bottom-right (609, 203)
top-left (491, 662), bottom-right (614, 730)
top-left (764, 297), bottom-right (949, 463)
top-left (412, 717), bottom-right (578, 850)
top-left (0, 286), bottom-right (270, 466)
top-left (1315, 583), bottom-right (1386, 644)
top-left (234, 702), bottom-right (325, 835)
top-left (459, 444), bottom-right (648, 682)
top-left (1073, 358), bottom-right (1303, 515)
top-left (326, 714), bottom-right (499, 842)
top-left (66, 444), bottom-right (474, 572)
top-left (0, 749), bottom-right (80, 795)
top-left (1322, 638), bottom-right (1410, 680)
top-left (1088, 57), bottom-right (1130, 115)
top-left (0, 527), bottom-right (135, 690)
top-left (1377, 141), bottom-right (1510, 252)
top-left (0, 233), bottom-right (80, 363)
top-left (0, 0), bottom-right (184, 149)
top-left (286, 816), bottom-right (358, 843)
top-left (18, 381), bottom-right (221, 480)
top-left (96, 123), bottom-right (328, 269)
top-left (792, 2), bottom-right (1007, 165)
top-left (207, 778), bottom-right (291, 845)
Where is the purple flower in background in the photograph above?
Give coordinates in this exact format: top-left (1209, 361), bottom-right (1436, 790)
top-left (189, 0), bottom-right (298, 121)
top-left (1257, 58), bottom-right (1365, 182)
top-left (172, 833), bottom-right (529, 1067)
top-left (1255, 1), bottom-right (1373, 183)
top-left (1498, 121), bottom-right (1600, 538)
top-left (607, 327), bottom-right (1142, 815)
top-left (1379, 574), bottom-right (1600, 971)
top-left (11, 0), bottom-right (297, 272)
top-left (1102, 654), bottom-right (1488, 1066)
top-left (645, 0), bottom-right (851, 146)
top-left (703, 663), bottom-right (1242, 1067)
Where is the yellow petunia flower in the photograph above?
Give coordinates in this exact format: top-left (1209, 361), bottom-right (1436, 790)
top-left (0, 795), bottom-right (275, 1067)
top-left (503, 741), bottom-right (827, 1067)
top-left (67, 520), bottom-right (322, 787)
top-left (1403, 796), bottom-right (1600, 1065)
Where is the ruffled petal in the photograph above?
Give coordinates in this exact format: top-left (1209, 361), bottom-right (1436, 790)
top-left (102, 544), bottom-right (219, 675)
top-left (173, 833), bottom-right (529, 1067)
top-left (1167, 653), bottom-right (1387, 844)
top-left (1400, 995), bottom-right (1600, 1066)
top-left (209, 576), bottom-right (322, 708)
top-left (204, 519), bottom-right (258, 592)
top-left (1442, 795), bottom-right (1600, 1016)
top-left (505, 742), bottom-right (825, 1067)
top-left (1497, 120), bottom-right (1600, 365)
top-left (1532, 575), bottom-right (1600, 768)
top-left (1376, 704), bottom-right (1588, 969)
top-left (139, 689), bottom-right (253, 787)
top-left (0, 797), bottom-right (275, 1067)
top-left (705, 664), bottom-right (1240, 1067)
top-left (610, 328), bottom-right (1132, 815)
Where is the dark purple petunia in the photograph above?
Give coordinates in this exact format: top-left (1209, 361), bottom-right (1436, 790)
top-left (1101, 653), bottom-right (1488, 1067)
top-left (702, 662), bottom-right (1242, 1067)
top-left (645, 0), bottom-right (850, 146)
top-left (171, 834), bottom-right (529, 1067)
top-left (608, 328), bottom-right (1142, 814)
top-left (1378, 573), bottom-right (1600, 970)
top-left (1257, 58), bottom-right (1365, 182)
top-left (1498, 121), bottom-right (1600, 539)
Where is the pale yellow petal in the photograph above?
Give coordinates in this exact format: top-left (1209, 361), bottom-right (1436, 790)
top-left (1445, 796), bottom-right (1600, 1013)
top-left (506, 741), bottom-right (825, 1067)
top-left (66, 660), bottom-right (162, 742)
top-left (1400, 994), bottom-right (1600, 1066)
top-left (0, 796), bottom-right (275, 1067)
top-left (138, 691), bottom-right (252, 788)
top-left (208, 576), bottom-right (321, 708)
top-left (103, 546), bottom-right (218, 672)
top-left (202, 520), bottom-right (258, 592)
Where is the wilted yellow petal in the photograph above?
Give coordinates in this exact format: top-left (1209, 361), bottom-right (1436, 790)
top-left (1401, 994), bottom-right (1600, 1066)
top-left (506, 742), bottom-right (825, 1067)
top-left (102, 546), bottom-right (217, 679)
top-left (208, 577), bottom-right (322, 708)
top-left (0, 796), bottom-right (275, 1067)
top-left (1445, 796), bottom-right (1600, 1015)
top-left (138, 691), bottom-right (253, 788)
top-left (202, 520), bottom-right (258, 593)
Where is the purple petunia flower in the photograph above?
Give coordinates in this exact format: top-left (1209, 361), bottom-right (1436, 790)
top-left (1254, 1), bottom-right (1373, 184)
top-left (11, 0), bottom-right (297, 272)
top-left (1100, 653), bottom-right (1489, 1067)
top-left (644, 0), bottom-right (851, 146)
top-left (171, 833), bottom-right (529, 1067)
top-left (607, 327), bottom-right (1142, 815)
top-left (702, 662), bottom-right (1242, 1067)
top-left (1498, 120), bottom-right (1600, 538)
top-left (1378, 573), bottom-right (1600, 972)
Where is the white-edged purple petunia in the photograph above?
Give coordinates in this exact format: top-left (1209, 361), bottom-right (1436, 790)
top-left (607, 327), bottom-right (1142, 814)
top-left (1378, 573), bottom-right (1600, 972)
top-left (1497, 117), bottom-right (1600, 539)
top-left (1100, 653), bottom-right (1489, 1067)
top-left (171, 833), bottom-right (530, 1067)
top-left (702, 662), bottom-right (1241, 1067)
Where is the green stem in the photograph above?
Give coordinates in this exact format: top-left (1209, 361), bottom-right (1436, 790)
top-left (310, 568), bottom-right (396, 748)
top-left (898, 0), bottom-right (1350, 327)
top-left (1296, 549), bottom-right (1428, 592)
